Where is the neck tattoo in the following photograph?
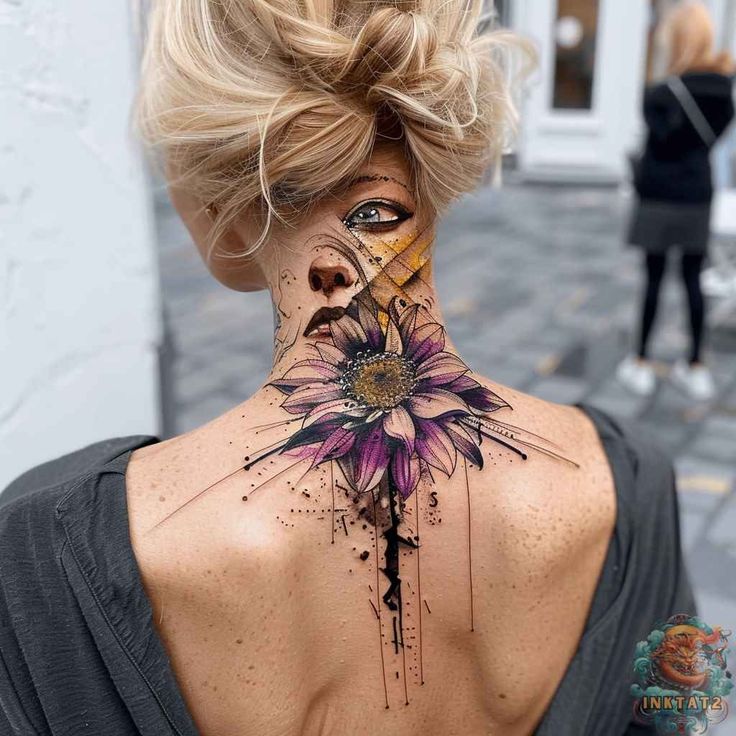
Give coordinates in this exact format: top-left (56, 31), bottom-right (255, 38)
top-left (153, 216), bottom-right (577, 708)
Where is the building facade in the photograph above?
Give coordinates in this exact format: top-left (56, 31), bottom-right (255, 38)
top-left (506, 0), bottom-right (736, 184)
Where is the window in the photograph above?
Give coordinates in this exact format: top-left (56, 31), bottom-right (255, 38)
top-left (552, 0), bottom-right (601, 110)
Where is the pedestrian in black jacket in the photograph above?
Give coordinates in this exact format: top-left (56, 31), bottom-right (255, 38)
top-left (618, 1), bottom-right (735, 401)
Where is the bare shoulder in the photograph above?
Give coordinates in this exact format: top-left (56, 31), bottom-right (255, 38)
top-left (475, 382), bottom-right (617, 569)
top-left (491, 381), bottom-right (616, 492)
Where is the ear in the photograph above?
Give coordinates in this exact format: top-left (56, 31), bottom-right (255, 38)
top-left (167, 180), bottom-right (268, 293)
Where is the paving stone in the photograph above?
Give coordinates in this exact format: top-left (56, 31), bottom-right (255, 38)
top-left (526, 376), bottom-right (587, 405)
top-left (676, 456), bottom-right (735, 500)
top-left (691, 589), bottom-right (736, 645)
top-left (469, 359), bottom-right (535, 391)
top-left (679, 506), bottom-right (710, 553)
top-left (688, 530), bottom-right (736, 600)
top-left (690, 416), bottom-right (736, 464)
top-left (709, 492), bottom-right (736, 551)
top-left (587, 377), bottom-right (649, 419)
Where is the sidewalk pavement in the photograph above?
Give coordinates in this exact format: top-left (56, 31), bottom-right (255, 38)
top-left (155, 177), bottom-right (736, 707)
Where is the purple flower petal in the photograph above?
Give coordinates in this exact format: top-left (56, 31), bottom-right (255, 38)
top-left (405, 321), bottom-right (445, 363)
top-left (281, 418), bottom-right (342, 453)
top-left (351, 422), bottom-right (391, 492)
top-left (415, 419), bottom-right (457, 476)
top-left (390, 445), bottom-right (420, 499)
top-left (281, 383), bottom-right (344, 414)
top-left (286, 359), bottom-right (342, 381)
top-left (398, 302), bottom-right (421, 346)
top-left (460, 386), bottom-right (510, 413)
top-left (269, 376), bottom-right (313, 395)
top-left (316, 342), bottom-right (347, 366)
top-left (383, 406), bottom-right (415, 452)
top-left (330, 314), bottom-right (368, 357)
top-left (384, 313), bottom-right (403, 355)
top-left (387, 296), bottom-right (402, 325)
top-left (445, 374), bottom-right (480, 393)
top-left (336, 456), bottom-right (356, 491)
top-left (270, 358), bottom-right (342, 394)
top-left (444, 421), bottom-right (484, 469)
top-left (357, 299), bottom-right (383, 351)
top-left (302, 398), bottom-right (368, 427)
top-left (311, 426), bottom-right (357, 466)
top-left (414, 352), bottom-right (469, 386)
top-left (406, 388), bottom-right (470, 420)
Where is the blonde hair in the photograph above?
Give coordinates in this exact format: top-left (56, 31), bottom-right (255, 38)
top-left (661, 1), bottom-right (735, 77)
top-left (136, 0), bottom-right (529, 257)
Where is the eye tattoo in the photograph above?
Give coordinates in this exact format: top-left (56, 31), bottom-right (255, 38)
top-left (343, 199), bottom-right (413, 232)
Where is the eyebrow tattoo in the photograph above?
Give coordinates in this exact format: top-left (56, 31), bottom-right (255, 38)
top-left (349, 173), bottom-right (414, 194)
top-left (152, 209), bottom-right (576, 708)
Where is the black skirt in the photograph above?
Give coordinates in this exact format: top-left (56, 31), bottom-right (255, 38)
top-left (627, 198), bottom-right (712, 255)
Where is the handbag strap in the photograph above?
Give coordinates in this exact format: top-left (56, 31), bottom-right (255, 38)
top-left (666, 76), bottom-right (718, 146)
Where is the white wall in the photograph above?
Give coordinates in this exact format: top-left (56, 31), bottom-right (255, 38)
top-left (0, 1), bottom-right (161, 489)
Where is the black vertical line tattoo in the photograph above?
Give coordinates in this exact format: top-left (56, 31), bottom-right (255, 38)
top-left (371, 488), bottom-right (390, 710)
top-left (464, 457), bottom-right (475, 633)
top-left (401, 614), bottom-right (410, 706)
top-left (392, 616), bottom-right (400, 655)
top-left (415, 489), bottom-right (424, 686)
top-left (330, 461), bottom-right (335, 545)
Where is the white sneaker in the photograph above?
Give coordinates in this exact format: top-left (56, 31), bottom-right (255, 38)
top-left (616, 355), bottom-right (656, 396)
top-left (670, 360), bottom-right (716, 401)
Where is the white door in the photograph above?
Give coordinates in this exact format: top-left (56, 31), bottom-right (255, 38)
top-left (512, 0), bottom-right (650, 182)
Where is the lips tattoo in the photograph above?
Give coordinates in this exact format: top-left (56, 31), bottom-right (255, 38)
top-left (303, 305), bottom-right (347, 338)
top-left (273, 296), bottom-right (511, 499)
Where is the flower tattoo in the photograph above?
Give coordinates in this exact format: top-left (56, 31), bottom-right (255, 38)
top-left (270, 297), bottom-right (509, 500)
top-left (153, 214), bottom-right (577, 710)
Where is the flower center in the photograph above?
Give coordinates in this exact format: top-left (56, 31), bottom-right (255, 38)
top-left (341, 352), bottom-right (417, 410)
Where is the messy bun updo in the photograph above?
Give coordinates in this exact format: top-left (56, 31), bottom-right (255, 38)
top-left (136, 0), bottom-right (528, 256)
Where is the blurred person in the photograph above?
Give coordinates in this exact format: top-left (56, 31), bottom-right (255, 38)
top-left (0, 2), bottom-right (694, 735)
top-left (618, 1), bottom-right (735, 400)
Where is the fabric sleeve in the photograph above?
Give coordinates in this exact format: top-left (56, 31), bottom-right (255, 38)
top-left (621, 467), bottom-right (696, 736)
top-left (623, 723), bottom-right (658, 734)
top-left (0, 703), bottom-right (14, 736)
top-left (0, 514), bottom-right (50, 735)
top-left (0, 647), bottom-right (46, 736)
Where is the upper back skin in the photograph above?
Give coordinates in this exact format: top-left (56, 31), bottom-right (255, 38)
top-left (130, 10), bottom-right (616, 730)
top-left (126, 386), bottom-right (616, 736)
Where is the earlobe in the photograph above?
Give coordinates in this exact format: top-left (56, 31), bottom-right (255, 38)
top-left (168, 182), bottom-right (268, 292)
top-left (205, 229), bottom-right (269, 292)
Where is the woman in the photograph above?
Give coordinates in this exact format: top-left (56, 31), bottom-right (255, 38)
top-left (0, 2), bottom-right (693, 735)
top-left (618, 1), bottom-right (735, 400)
